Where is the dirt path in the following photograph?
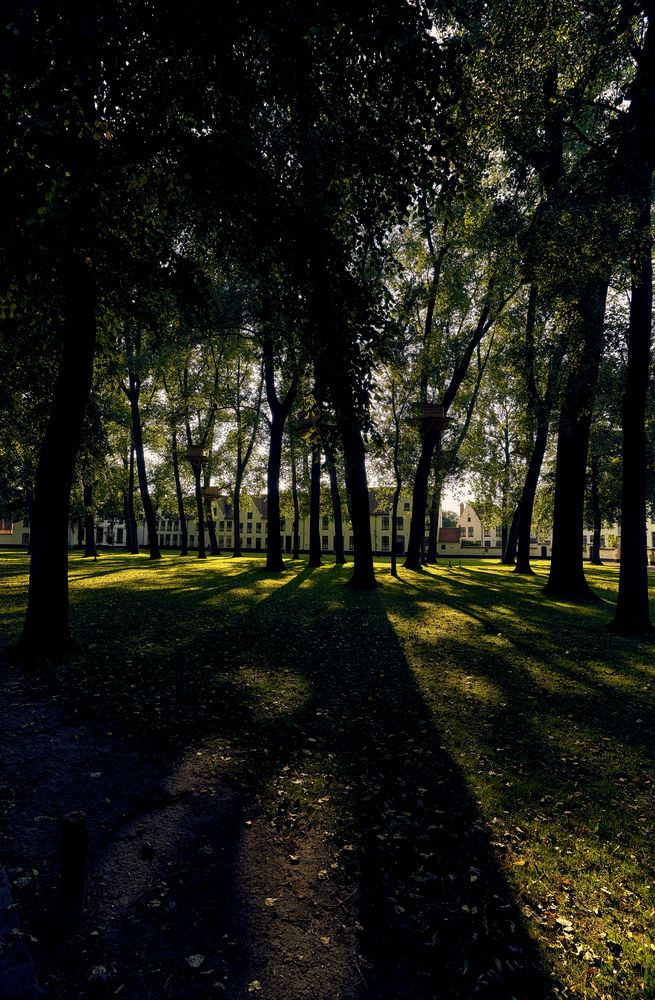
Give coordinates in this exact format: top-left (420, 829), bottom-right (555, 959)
top-left (0, 660), bottom-right (362, 999)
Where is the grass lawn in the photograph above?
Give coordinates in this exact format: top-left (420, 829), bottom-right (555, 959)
top-left (2, 550), bottom-right (655, 997)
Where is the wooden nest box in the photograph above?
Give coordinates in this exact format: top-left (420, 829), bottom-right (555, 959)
top-left (415, 403), bottom-right (445, 420)
top-left (201, 486), bottom-right (221, 499)
top-left (413, 403), bottom-right (451, 428)
top-left (186, 444), bottom-right (209, 464)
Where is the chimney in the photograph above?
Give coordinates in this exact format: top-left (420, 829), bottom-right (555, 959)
top-left (459, 502), bottom-right (464, 516)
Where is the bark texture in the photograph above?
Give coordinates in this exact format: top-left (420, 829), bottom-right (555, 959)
top-left (18, 256), bottom-right (97, 655)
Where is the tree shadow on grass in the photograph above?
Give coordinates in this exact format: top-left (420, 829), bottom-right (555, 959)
top-left (2, 557), bottom-right (558, 999)
top-left (210, 564), bottom-right (557, 998)
top-left (376, 566), bottom-right (655, 964)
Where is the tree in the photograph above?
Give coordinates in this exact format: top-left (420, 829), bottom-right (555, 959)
top-left (261, 329), bottom-right (300, 572)
top-left (610, 6), bottom-right (655, 633)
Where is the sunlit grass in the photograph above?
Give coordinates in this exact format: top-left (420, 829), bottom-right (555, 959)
top-left (3, 550), bottom-right (655, 995)
top-left (382, 558), bottom-right (655, 998)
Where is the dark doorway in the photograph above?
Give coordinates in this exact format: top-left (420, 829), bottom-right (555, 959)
top-left (394, 535), bottom-right (405, 555)
top-left (541, 546), bottom-right (547, 558)
top-left (285, 535), bottom-right (292, 553)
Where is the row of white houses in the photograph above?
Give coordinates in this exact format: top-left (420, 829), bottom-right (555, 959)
top-left (0, 494), bottom-right (637, 560)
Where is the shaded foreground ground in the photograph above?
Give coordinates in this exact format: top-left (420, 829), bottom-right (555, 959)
top-left (1, 552), bottom-right (654, 998)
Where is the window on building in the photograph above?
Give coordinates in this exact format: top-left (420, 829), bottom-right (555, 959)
top-left (279, 518), bottom-right (286, 529)
top-left (246, 537), bottom-right (252, 546)
top-left (395, 516), bottom-right (403, 528)
top-left (381, 515), bottom-right (389, 530)
top-left (582, 534), bottom-right (587, 544)
top-left (322, 516), bottom-right (329, 530)
top-left (116, 528), bottom-right (124, 544)
top-left (484, 528), bottom-right (490, 537)
top-left (348, 535), bottom-right (355, 550)
top-left (165, 534), bottom-right (171, 545)
top-left (484, 539), bottom-right (491, 547)
top-left (467, 526), bottom-right (474, 537)
top-left (440, 543), bottom-right (446, 550)
top-left (239, 522), bottom-right (243, 531)
top-left (219, 521), bottom-right (225, 531)
top-left (467, 516), bottom-right (471, 522)
top-left (189, 535), bottom-right (195, 545)
top-left (159, 535), bottom-right (165, 547)
top-left (227, 520), bottom-right (232, 530)
top-left (247, 523), bottom-right (252, 533)
top-left (96, 526), bottom-right (103, 544)
top-left (174, 519), bottom-right (179, 530)
top-left (247, 511), bottom-right (253, 519)
top-left (403, 502), bottom-right (410, 512)
top-left (322, 535), bottom-right (329, 549)
top-left (226, 535), bottom-right (231, 547)
top-left (381, 536), bottom-right (389, 551)
top-left (171, 534), bottom-right (177, 546)
top-left (256, 523), bottom-right (261, 533)
top-left (219, 535), bottom-right (224, 546)
top-left (600, 535), bottom-right (606, 547)
top-left (167, 519), bottom-right (172, 530)
top-left (21, 533), bottom-right (29, 545)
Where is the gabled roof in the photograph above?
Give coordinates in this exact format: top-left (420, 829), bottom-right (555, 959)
top-left (253, 497), bottom-right (268, 518)
top-left (439, 527), bottom-right (460, 543)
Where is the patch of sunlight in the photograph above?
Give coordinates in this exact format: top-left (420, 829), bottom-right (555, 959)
top-left (440, 669), bottom-right (504, 706)
top-left (239, 667), bottom-right (312, 717)
top-left (593, 660), bottom-right (655, 693)
top-left (521, 660), bottom-right (598, 696)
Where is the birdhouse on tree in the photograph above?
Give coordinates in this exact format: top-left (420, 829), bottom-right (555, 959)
top-left (413, 403), bottom-right (451, 429)
top-left (186, 444), bottom-right (208, 466)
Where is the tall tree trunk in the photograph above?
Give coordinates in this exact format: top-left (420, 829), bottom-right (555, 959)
top-left (589, 455), bottom-right (603, 567)
top-left (83, 481), bottom-right (96, 557)
top-left (390, 485), bottom-right (403, 579)
top-left (308, 444), bottom-right (323, 568)
top-left (325, 440), bottom-right (346, 564)
top-left (514, 422), bottom-right (549, 573)
top-left (127, 368), bottom-right (161, 561)
top-left (232, 461), bottom-right (243, 557)
top-left (426, 460), bottom-right (443, 563)
top-left (291, 441), bottom-right (301, 559)
top-left (205, 497), bottom-right (219, 555)
top-left (544, 275), bottom-right (609, 601)
top-left (171, 429), bottom-right (188, 556)
top-left (405, 427), bottom-right (440, 570)
top-left (503, 504), bottom-right (521, 566)
top-left (263, 349), bottom-right (298, 571)
top-left (611, 175), bottom-right (653, 632)
top-left (266, 413), bottom-right (286, 570)
top-left (232, 364), bottom-right (263, 559)
top-left (338, 406), bottom-right (376, 588)
top-left (17, 256), bottom-right (97, 656)
top-left (193, 463), bottom-right (207, 559)
top-left (126, 437), bottom-right (139, 553)
top-left (202, 435), bottom-right (220, 556)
